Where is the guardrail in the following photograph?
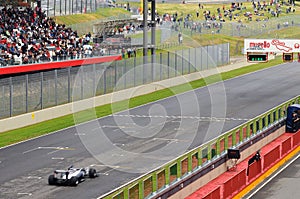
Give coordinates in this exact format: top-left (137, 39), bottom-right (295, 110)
top-left (99, 95), bottom-right (300, 199)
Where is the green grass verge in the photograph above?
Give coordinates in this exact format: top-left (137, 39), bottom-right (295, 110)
top-left (0, 57), bottom-right (283, 148)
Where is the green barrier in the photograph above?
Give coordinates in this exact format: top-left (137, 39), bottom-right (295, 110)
top-left (102, 96), bottom-right (299, 199)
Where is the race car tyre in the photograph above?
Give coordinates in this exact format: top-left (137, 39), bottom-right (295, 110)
top-left (48, 175), bottom-right (56, 185)
top-left (70, 176), bottom-right (79, 186)
top-left (88, 168), bottom-right (97, 178)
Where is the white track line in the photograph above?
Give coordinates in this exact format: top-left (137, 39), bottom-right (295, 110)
top-left (17, 193), bottom-right (32, 196)
top-left (51, 157), bottom-right (65, 160)
top-left (27, 176), bottom-right (42, 179)
top-left (245, 153), bottom-right (300, 199)
top-left (114, 114), bottom-right (249, 121)
top-left (23, 146), bottom-right (72, 154)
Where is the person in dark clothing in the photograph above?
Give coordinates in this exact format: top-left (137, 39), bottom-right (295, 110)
top-left (292, 112), bottom-right (300, 132)
top-left (247, 150), bottom-right (261, 176)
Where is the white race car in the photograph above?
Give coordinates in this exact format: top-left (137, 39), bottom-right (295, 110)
top-left (48, 165), bottom-right (97, 186)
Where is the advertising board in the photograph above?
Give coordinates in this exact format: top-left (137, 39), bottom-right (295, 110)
top-left (244, 39), bottom-right (300, 53)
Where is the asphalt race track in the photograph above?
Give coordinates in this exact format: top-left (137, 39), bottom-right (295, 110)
top-left (1, 61), bottom-right (300, 199)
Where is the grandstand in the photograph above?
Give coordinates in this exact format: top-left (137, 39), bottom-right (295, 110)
top-left (0, 0), bottom-right (117, 67)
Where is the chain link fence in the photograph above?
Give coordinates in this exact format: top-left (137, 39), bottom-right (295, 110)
top-left (39, 0), bottom-right (127, 16)
top-left (181, 15), bottom-right (300, 37)
top-left (0, 43), bottom-right (229, 119)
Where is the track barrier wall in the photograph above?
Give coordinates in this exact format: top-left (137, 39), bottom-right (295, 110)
top-left (202, 186), bottom-right (221, 199)
top-left (282, 137), bottom-right (292, 156)
top-left (293, 131), bottom-right (300, 147)
top-left (99, 96), bottom-right (300, 199)
top-left (247, 160), bottom-right (262, 184)
top-left (187, 131), bottom-right (300, 199)
top-left (223, 168), bottom-right (246, 199)
top-left (263, 145), bottom-right (280, 171)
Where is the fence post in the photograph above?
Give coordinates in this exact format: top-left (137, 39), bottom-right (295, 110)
top-left (25, 74), bottom-right (28, 113)
top-left (68, 67), bottom-right (71, 103)
top-left (227, 43), bottom-right (230, 64)
top-left (114, 61), bottom-right (117, 87)
top-left (188, 48), bottom-right (190, 74)
top-left (167, 52), bottom-right (170, 78)
top-left (160, 52), bottom-right (162, 80)
top-left (104, 69), bottom-right (107, 94)
top-left (134, 57), bottom-right (136, 87)
top-left (175, 52), bottom-right (177, 77)
top-left (93, 64), bottom-right (96, 96)
top-left (65, 0), bottom-right (67, 15)
top-left (196, 47), bottom-right (198, 71)
top-left (81, 68), bottom-right (84, 100)
top-left (9, 77), bottom-right (12, 117)
top-left (124, 59), bottom-right (127, 89)
top-left (206, 45), bottom-right (209, 69)
top-left (41, 72), bottom-right (43, 110)
top-left (59, 0), bottom-right (62, 15)
top-left (181, 49), bottom-right (184, 75)
top-left (151, 54), bottom-right (154, 82)
top-left (55, 70), bottom-right (58, 106)
top-left (216, 44), bottom-right (219, 66)
top-left (53, 0), bottom-right (56, 16)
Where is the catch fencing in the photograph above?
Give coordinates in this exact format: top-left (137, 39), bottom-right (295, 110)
top-left (181, 15), bottom-right (300, 38)
top-left (0, 43), bottom-right (229, 119)
top-left (40, 0), bottom-right (125, 16)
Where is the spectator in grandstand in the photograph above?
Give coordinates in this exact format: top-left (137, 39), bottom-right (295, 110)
top-left (0, 5), bottom-right (104, 66)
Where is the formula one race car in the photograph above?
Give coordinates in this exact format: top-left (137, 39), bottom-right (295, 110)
top-left (48, 165), bottom-right (97, 186)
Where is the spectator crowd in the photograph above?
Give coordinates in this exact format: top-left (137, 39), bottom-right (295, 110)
top-left (0, 5), bottom-right (102, 67)
top-left (158, 0), bottom-right (296, 37)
